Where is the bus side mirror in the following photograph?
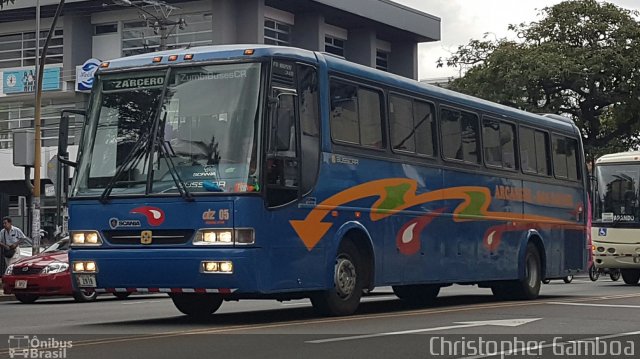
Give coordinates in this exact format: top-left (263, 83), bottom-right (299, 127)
top-left (58, 109), bottom-right (87, 168)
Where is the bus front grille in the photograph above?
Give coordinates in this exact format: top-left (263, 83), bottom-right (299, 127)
top-left (103, 230), bottom-right (194, 245)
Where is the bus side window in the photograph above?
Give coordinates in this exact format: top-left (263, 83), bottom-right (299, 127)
top-left (441, 107), bottom-right (480, 164)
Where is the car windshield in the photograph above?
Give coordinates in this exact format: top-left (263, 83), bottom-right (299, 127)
top-left (594, 164), bottom-right (640, 223)
top-left (43, 238), bottom-right (70, 253)
top-left (72, 62), bottom-right (262, 197)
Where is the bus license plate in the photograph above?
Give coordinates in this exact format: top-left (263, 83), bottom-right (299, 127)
top-left (77, 275), bottom-right (97, 288)
top-left (15, 280), bottom-right (27, 289)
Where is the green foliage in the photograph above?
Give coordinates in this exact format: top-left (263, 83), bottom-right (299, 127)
top-left (0, 0), bottom-right (15, 9)
top-left (439, 0), bottom-right (640, 160)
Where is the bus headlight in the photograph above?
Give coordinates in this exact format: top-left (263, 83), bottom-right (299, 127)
top-left (193, 228), bottom-right (254, 245)
top-left (71, 231), bottom-right (103, 246)
top-left (72, 261), bottom-right (98, 273)
top-left (201, 261), bottom-right (233, 274)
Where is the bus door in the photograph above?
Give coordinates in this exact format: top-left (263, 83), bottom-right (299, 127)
top-left (264, 60), bottom-right (323, 290)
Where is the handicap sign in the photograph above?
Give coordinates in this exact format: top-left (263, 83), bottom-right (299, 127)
top-left (598, 228), bottom-right (607, 236)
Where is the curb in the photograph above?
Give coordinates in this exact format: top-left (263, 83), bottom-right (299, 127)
top-left (0, 294), bottom-right (15, 302)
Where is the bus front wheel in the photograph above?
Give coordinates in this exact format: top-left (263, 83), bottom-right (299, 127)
top-left (170, 293), bottom-right (223, 317)
top-left (311, 240), bottom-right (364, 316)
top-left (620, 269), bottom-right (640, 285)
top-left (491, 242), bottom-right (541, 300)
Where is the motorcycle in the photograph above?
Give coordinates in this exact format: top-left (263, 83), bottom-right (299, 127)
top-left (589, 264), bottom-right (621, 282)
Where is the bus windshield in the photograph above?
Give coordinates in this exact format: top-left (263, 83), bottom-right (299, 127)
top-left (72, 62), bottom-right (262, 197)
top-left (594, 164), bottom-right (640, 223)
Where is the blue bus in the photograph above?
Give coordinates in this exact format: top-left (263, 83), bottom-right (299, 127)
top-left (62, 45), bottom-right (588, 317)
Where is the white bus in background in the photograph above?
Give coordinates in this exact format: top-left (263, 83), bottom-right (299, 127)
top-left (592, 151), bottom-right (640, 285)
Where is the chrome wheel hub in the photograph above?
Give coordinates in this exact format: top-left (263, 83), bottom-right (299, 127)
top-left (335, 257), bottom-right (356, 299)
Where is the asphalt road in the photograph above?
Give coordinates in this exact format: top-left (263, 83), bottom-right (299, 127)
top-left (1, 276), bottom-right (639, 359)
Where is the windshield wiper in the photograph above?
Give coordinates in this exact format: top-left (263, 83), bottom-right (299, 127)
top-left (99, 132), bottom-right (152, 203)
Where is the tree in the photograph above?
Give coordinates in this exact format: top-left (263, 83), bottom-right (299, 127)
top-left (439, 0), bottom-right (640, 161)
top-left (0, 0), bottom-right (14, 9)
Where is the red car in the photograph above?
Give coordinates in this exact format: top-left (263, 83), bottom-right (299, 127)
top-left (2, 238), bottom-right (129, 303)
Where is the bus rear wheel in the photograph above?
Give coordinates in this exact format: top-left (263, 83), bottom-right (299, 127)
top-left (170, 293), bottom-right (223, 317)
top-left (491, 242), bottom-right (541, 300)
top-left (392, 284), bottom-right (440, 306)
top-left (620, 269), bottom-right (640, 285)
top-left (311, 241), bottom-right (363, 316)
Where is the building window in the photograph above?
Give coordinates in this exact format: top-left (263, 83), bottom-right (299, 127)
top-left (94, 23), bottom-right (118, 35)
top-left (0, 30), bottom-right (63, 69)
top-left (264, 19), bottom-right (291, 46)
top-left (122, 14), bottom-right (213, 57)
top-left (325, 36), bottom-right (345, 57)
top-left (376, 50), bottom-right (389, 71)
top-left (0, 103), bottom-right (82, 149)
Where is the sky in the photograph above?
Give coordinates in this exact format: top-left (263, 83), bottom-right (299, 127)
top-left (394, 0), bottom-right (639, 80)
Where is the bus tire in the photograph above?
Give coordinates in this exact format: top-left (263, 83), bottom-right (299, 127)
top-left (170, 293), bottom-right (223, 317)
top-left (73, 289), bottom-right (98, 302)
top-left (311, 240), bottom-right (363, 316)
top-left (15, 294), bottom-right (39, 304)
top-left (620, 269), bottom-right (640, 285)
top-left (392, 284), bottom-right (440, 305)
top-left (491, 242), bottom-right (541, 300)
top-left (563, 275), bottom-right (573, 284)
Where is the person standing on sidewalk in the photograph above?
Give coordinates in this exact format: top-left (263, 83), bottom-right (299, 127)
top-left (1, 217), bottom-right (27, 272)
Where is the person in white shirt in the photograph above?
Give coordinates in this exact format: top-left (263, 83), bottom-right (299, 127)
top-left (1, 216), bottom-right (27, 268)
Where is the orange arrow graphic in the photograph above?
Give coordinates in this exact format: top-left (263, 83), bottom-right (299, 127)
top-left (291, 178), bottom-right (576, 251)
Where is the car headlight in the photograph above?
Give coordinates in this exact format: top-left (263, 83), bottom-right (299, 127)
top-left (41, 262), bottom-right (69, 275)
top-left (193, 228), bottom-right (254, 245)
top-left (4, 264), bottom-right (14, 275)
top-left (71, 231), bottom-right (103, 246)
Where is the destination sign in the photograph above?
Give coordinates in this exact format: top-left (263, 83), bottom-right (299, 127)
top-left (102, 75), bottom-right (165, 91)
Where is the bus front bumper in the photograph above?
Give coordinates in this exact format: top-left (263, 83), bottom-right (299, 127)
top-left (592, 241), bottom-right (640, 268)
top-left (69, 248), bottom-right (260, 294)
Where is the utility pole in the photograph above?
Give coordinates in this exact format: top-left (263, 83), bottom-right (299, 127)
top-left (113, 0), bottom-right (186, 51)
top-left (33, 0), bottom-right (65, 254)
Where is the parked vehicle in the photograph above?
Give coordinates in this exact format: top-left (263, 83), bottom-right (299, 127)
top-left (2, 237), bottom-right (131, 303)
top-left (588, 264), bottom-right (621, 282)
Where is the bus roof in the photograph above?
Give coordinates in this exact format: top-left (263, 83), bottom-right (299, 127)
top-left (100, 44), bottom-right (577, 135)
top-left (596, 151), bottom-right (640, 164)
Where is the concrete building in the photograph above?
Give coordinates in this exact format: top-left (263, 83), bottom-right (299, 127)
top-left (0, 0), bottom-right (440, 238)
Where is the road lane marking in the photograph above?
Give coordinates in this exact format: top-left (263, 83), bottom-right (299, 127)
top-left (546, 301), bottom-right (640, 309)
top-left (2, 292), bottom-right (640, 353)
top-left (461, 330), bottom-right (640, 359)
top-left (307, 318), bottom-right (541, 344)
